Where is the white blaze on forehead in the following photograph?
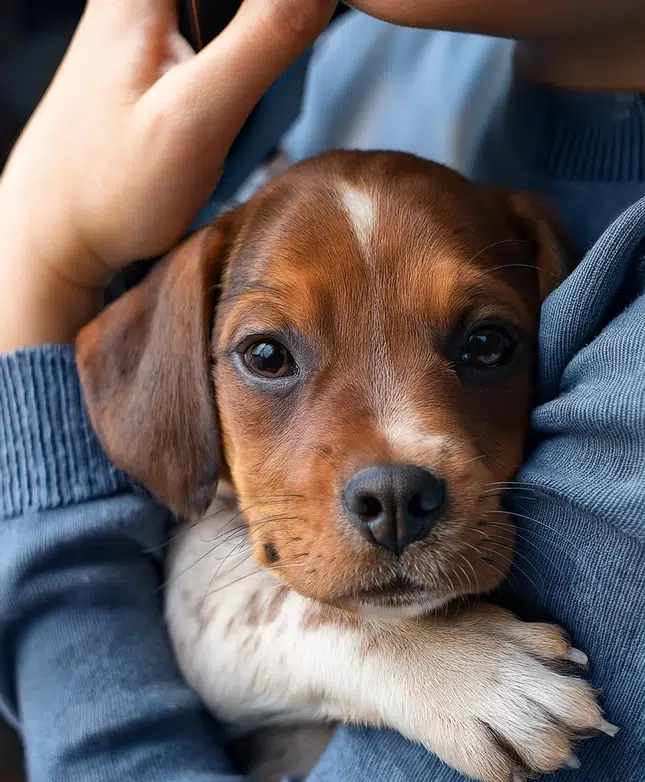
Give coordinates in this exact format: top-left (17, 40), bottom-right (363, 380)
top-left (340, 185), bottom-right (376, 252)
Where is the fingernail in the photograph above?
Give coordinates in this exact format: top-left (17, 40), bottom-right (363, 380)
top-left (599, 718), bottom-right (620, 737)
top-left (563, 648), bottom-right (588, 667)
top-left (565, 755), bottom-right (581, 769)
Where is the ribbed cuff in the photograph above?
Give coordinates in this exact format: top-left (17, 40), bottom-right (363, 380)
top-left (502, 80), bottom-right (645, 183)
top-left (1, 345), bottom-right (132, 519)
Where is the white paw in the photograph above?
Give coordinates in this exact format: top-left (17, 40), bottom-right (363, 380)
top-left (393, 607), bottom-right (616, 782)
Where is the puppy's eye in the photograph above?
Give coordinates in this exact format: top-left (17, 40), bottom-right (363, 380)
top-left (244, 340), bottom-right (295, 378)
top-left (460, 326), bottom-right (514, 369)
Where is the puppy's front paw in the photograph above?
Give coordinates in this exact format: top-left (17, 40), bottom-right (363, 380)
top-left (396, 606), bottom-right (616, 782)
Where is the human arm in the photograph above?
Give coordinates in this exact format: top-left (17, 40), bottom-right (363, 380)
top-left (0, 347), bottom-right (247, 782)
top-left (0, 0), bottom-right (335, 350)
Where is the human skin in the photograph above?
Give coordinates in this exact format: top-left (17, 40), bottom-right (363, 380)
top-left (0, 0), bottom-right (336, 351)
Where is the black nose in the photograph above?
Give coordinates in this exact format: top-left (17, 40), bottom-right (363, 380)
top-left (342, 465), bottom-right (445, 554)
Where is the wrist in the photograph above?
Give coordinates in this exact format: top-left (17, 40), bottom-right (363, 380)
top-left (0, 208), bottom-right (104, 351)
top-left (0, 262), bottom-right (102, 351)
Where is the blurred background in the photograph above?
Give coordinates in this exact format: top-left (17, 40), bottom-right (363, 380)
top-left (0, 0), bottom-right (84, 170)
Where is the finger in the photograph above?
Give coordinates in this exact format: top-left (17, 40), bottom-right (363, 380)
top-left (169, 0), bottom-right (337, 135)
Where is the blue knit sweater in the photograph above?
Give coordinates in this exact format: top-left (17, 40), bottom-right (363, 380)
top-left (1, 74), bottom-right (644, 782)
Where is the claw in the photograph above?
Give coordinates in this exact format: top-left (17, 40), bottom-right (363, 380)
top-left (599, 718), bottom-right (620, 737)
top-left (565, 755), bottom-right (581, 770)
top-left (562, 647), bottom-right (588, 668)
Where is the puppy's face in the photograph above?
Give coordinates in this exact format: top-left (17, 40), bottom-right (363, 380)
top-left (77, 152), bottom-right (570, 612)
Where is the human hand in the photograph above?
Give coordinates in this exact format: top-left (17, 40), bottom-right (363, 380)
top-left (0, 0), bottom-right (335, 350)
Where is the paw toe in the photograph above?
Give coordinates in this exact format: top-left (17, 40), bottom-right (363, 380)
top-left (502, 621), bottom-right (571, 660)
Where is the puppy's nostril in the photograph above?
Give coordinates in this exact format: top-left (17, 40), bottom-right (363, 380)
top-left (355, 494), bottom-right (382, 521)
top-left (407, 493), bottom-right (426, 518)
top-left (408, 480), bottom-right (444, 518)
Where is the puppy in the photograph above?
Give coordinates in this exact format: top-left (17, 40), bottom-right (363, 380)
top-left (77, 151), bottom-right (614, 782)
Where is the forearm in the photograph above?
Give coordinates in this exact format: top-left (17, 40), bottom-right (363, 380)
top-left (0, 347), bottom-right (241, 781)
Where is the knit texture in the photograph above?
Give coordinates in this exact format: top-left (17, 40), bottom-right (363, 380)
top-left (497, 82), bottom-right (645, 184)
top-left (0, 346), bottom-right (130, 518)
top-left (0, 348), bottom-right (244, 781)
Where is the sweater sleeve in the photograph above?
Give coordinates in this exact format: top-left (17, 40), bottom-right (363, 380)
top-left (0, 346), bottom-right (242, 781)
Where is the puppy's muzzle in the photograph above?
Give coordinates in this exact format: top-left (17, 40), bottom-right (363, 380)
top-left (342, 464), bottom-right (445, 555)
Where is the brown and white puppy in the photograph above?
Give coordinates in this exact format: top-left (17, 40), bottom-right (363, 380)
top-left (77, 151), bottom-right (612, 782)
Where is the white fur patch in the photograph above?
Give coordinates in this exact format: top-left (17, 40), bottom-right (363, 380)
top-left (379, 401), bottom-right (455, 458)
top-left (340, 185), bottom-right (376, 253)
top-left (165, 495), bottom-right (368, 732)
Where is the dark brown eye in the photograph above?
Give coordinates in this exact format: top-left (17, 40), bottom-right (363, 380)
top-left (460, 326), bottom-right (514, 369)
top-left (244, 340), bottom-right (295, 378)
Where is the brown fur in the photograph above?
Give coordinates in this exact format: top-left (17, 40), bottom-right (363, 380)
top-left (77, 223), bottom-right (234, 516)
top-left (77, 150), bottom-right (571, 610)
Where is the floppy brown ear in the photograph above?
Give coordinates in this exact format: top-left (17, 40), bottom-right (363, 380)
top-left (76, 219), bottom-right (234, 517)
top-left (499, 191), bottom-right (578, 302)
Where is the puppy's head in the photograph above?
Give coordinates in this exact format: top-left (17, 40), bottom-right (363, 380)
top-left (77, 151), bottom-right (572, 613)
